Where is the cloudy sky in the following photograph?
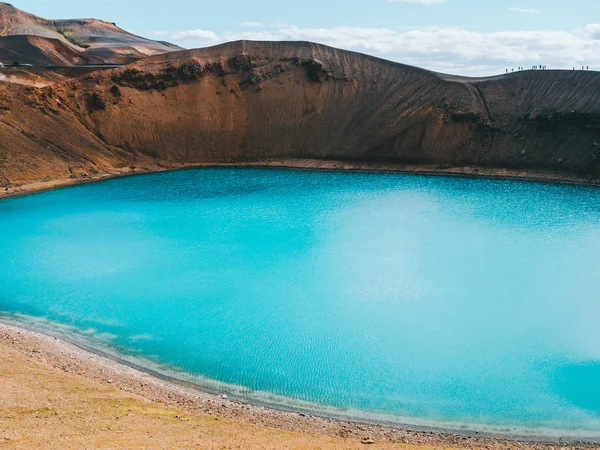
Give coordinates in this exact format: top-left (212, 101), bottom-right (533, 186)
top-left (14, 0), bottom-right (600, 75)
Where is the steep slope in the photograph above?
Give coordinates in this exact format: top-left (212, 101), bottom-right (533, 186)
top-left (52, 19), bottom-right (182, 64)
top-left (0, 35), bottom-right (106, 65)
top-left (0, 2), bottom-right (180, 65)
top-left (0, 2), bottom-right (57, 38)
top-left (1, 41), bottom-right (599, 191)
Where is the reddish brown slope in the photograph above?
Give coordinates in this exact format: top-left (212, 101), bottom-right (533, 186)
top-left (52, 19), bottom-right (182, 64)
top-left (1, 41), bottom-right (599, 191)
top-left (0, 35), bottom-right (106, 65)
top-left (0, 2), bottom-right (180, 65)
top-left (89, 41), bottom-right (600, 173)
top-left (79, 41), bottom-right (491, 167)
top-left (0, 2), bottom-right (56, 38)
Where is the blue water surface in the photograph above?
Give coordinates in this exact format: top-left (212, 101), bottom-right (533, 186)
top-left (1, 168), bottom-right (600, 435)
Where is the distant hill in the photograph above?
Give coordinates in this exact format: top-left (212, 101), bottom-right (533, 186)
top-left (0, 2), bottom-right (181, 65)
top-left (0, 35), bottom-right (107, 65)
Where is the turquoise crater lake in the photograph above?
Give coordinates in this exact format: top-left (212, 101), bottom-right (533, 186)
top-left (2, 168), bottom-right (600, 436)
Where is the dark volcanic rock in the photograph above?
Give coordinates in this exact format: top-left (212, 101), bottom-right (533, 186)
top-left (301, 58), bottom-right (332, 82)
top-left (86, 92), bottom-right (105, 112)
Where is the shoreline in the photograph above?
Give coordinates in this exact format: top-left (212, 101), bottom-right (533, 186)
top-left (1, 317), bottom-right (599, 448)
top-left (2, 159), bottom-right (600, 201)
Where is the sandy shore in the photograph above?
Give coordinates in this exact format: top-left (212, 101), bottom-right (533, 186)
top-left (1, 321), bottom-right (599, 449)
top-left (2, 159), bottom-right (600, 200)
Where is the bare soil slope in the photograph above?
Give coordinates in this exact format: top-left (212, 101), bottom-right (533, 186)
top-left (53, 18), bottom-right (182, 64)
top-left (0, 2), bottom-right (57, 39)
top-left (0, 35), bottom-right (106, 65)
top-left (1, 40), bottom-right (600, 190)
top-left (0, 2), bottom-right (180, 65)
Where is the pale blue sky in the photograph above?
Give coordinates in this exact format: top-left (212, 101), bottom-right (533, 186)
top-left (9, 0), bottom-right (600, 75)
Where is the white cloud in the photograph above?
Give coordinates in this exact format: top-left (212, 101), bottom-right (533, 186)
top-left (155, 24), bottom-right (600, 76)
top-left (508, 7), bottom-right (541, 14)
top-left (388, 0), bottom-right (446, 4)
top-left (239, 21), bottom-right (265, 28)
top-left (222, 30), bottom-right (283, 41)
top-left (580, 24), bottom-right (600, 40)
top-left (154, 29), bottom-right (219, 43)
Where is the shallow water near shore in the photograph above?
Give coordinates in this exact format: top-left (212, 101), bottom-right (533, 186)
top-left (1, 168), bottom-right (600, 436)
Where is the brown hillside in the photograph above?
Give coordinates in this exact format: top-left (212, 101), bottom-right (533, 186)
top-left (53, 18), bottom-right (182, 64)
top-left (1, 40), bottom-right (599, 190)
top-left (0, 35), bottom-right (106, 65)
top-left (0, 2), bottom-right (57, 39)
top-left (0, 2), bottom-right (180, 65)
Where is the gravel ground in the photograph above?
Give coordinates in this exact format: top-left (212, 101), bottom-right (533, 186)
top-left (1, 322), bottom-right (599, 449)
